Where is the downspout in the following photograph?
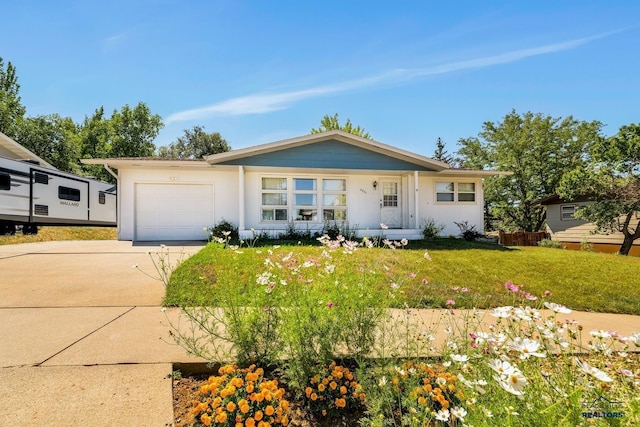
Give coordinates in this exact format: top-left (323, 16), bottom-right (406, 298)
top-left (414, 170), bottom-right (419, 229)
top-left (238, 165), bottom-right (245, 232)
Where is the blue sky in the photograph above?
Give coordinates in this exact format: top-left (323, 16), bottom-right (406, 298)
top-left (2, 1), bottom-right (639, 155)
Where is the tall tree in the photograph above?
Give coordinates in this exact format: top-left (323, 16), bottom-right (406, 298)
top-left (558, 123), bottom-right (640, 255)
top-left (432, 137), bottom-right (453, 164)
top-left (310, 113), bottom-right (371, 139)
top-left (157, 125), bottom-right (230, 159)
top-left (78, 107), bottom-right (115, 182)
top-left (0, 57), bottom-right (26, 138)
top-left (15, 114), bottom-right (81, 173)
top-left (109, 102), bottom-right (163, 158)
top-left (457, 110), bottom-right (602, 232)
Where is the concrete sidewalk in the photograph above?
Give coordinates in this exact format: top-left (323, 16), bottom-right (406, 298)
top-left (0, 240), bottom-right (206, 427)
top-left (1, 240), bottom-right (639, 426)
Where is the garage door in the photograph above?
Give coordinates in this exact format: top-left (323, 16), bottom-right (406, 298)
top-left (135, 183), bottom-right (214, 241)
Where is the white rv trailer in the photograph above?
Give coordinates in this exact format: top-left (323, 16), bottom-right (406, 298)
top-left (0, 156), bottom-right (116, 235)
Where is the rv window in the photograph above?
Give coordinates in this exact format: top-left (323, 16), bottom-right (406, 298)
top-left (34, 172), bottom-right (49, 184)
top-left (59, 186), bottom-right (81, 202)
top-left (0, 173), bottom-right (9, 190)
top-left (99, 192), bottom-right (106, 204)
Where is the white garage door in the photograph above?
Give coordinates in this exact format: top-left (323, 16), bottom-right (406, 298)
top-left (135, 183), bottom-right (214, 241)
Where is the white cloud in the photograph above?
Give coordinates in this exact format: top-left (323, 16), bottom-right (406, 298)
top-left (165, 31), bottom-right (618, 123)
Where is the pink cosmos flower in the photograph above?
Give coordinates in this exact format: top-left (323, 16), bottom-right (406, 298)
top-left (327, 301), bottom-right (334, 308)
top-left (544, 290), bottom-right (552, 297)
top-left (446, 299), bottom-right (456, 306)
top-left (505, 281), bottom-right (519, 292)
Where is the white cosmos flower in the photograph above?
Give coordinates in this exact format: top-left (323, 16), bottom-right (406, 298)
top-left (489, 359), bottom-right (515, 376)
top-left (435, 409), bottom-right (450, 422)
top-left (509, 337), bottom-right (546, 359)
top-left (450, 406), bottom-right (467, 421)
top-left (574, 358), bottom-right (613, 382)
top-left (451, 354), bottom-right (469, 363)
top-left (628, 332), bottom-right (640, 346)
top-left (544, 302), bottom-right (572, 314)
top-left (496, 369), bottom-right (528, 396)
top-left (482, 407), bottom-right (493, 418)
top-left (491, 306), bottom-right (514, 318)
top-left (590, 329), bottom-right (612, 339)
top-left (378, 376), bottom-right (387, 387)
top-left (436, 377), bottom-right (447, 387)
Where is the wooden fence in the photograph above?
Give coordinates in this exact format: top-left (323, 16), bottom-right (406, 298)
top-left (498, 231), bottom-right (548, 246)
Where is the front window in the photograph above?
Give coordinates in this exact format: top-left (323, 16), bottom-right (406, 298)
top-left (260, 177), bottom-right (347, 222)
top-left (436, 181), bottom-right (476, 203)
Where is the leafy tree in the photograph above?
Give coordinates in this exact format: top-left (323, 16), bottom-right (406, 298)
top-left (432, 137), bottom-right (454, 164)
top-left (157, 125), bottom-right (230, 159)
top-left (458, 110), bottom-right (602, 232)
top-left (558, 123), bottom-right (640, 255)
top-left (78, 107), bottom-right (115, 182)
top-left (15, 114), bottom-right (82, 173)
top-left (109, 102), bottom-right (163, 158)
top-left (0, 57), bottom-right (26, 138)
top-left (310, 113), bottom-right (371, 139)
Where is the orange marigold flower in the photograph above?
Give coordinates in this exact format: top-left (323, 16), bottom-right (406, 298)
top-left (265, 405), bottom-right (275, 416)
top-left (335, 398), bottom-right (346, 408)
top-left (318, 383), bottom-right (326, 392)
top-left (305, 387), bottom-right (312, 397)
top-left (226, 401), bottom-right (237, 412)
top-left (322, 378), bottom-right (329, 386)
top-left (215, 411), bottom-right (228, 423)
top-left (246, 383), bottom-right (255, 393)
top-left (322, 409), bottom-right (327, 416)
top-left (311, 393), bottom-right (318, 401)
top-left (340, 386), bottom-right (347, 395)
top-left (281, 416), bottom-right (289, 426)
top-left (280, 400), bottom-right (290, 411)
top-left (245, 418), bottom-right (256, 427)
top-left (254, 410), bottom-right (264, 421)
top-left (236, 423), bottom-right (243, 427)
top-left (329, 381), bottom-right (337, 390)
top-left (201, 413), bottom-right (212, 426)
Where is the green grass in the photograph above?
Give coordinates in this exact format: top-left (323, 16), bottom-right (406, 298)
top-left (0, 226), bottom-right (117, 245)
top-left (165, 239), bottom-right (640, 314)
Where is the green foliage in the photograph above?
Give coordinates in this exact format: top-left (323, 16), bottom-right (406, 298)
top-left (537, 238), bottom-right (564, 249)
top-left (304, 363), bottom-right (365, 419)
top-left (421, 217), bottom-right (444, 240)
top-left (207, 219), bottom-right (239, 242)
top-left (157, 125), bottom-right (230, 159)
top-left (0, 57), bottom-right (26, 138)
top-left (15, 114), bottom-right (82, 173)
top-left (432, 137), bottom-right (454, 164)
top-left (310, 113), bottom-right (371, 139)
top-left (454, 220), bottom-right (483, 241)
top-left (559, 122), bottom-right (640, 255)
top-left (109, 102), bottom-right (163, 158)
top-left (458, 110), bottom-right (603, 232)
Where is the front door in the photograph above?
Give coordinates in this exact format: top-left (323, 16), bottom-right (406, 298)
top-left (379, 180), bottom-right (401, 228)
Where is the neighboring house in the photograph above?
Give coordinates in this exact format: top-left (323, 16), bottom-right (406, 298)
top-left (0, 131), bottom-right (56, 169)
top-left (538, 194), bottom-right (640, 255)
top-left (83, 130), bottom-right (506, 242)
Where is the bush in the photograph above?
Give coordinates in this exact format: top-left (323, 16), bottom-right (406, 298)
top-left (537, 238), bottom-right (564, 249)
top-left (191, 364), bottom-right (290, 426)
top-left (421, 218), bottom-right (444, 240)
top-left (454, 221), bottom-right (483, 241)
top-left (207, 219), bottom-right (239, 242)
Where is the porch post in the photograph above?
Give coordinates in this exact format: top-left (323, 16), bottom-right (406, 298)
top-left (414, 171), bottom-right (419, 228)
top-left (238, 165), bottom-right (245, 231)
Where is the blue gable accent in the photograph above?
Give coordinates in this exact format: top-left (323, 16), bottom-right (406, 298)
top-left (218, 140), bottom-right (435, 171)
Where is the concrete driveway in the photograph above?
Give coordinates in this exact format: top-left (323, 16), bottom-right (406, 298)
top-left (0, 240), bottom-right (206, 426)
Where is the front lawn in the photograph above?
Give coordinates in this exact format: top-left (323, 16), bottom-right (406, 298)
top-left (165, 239), bottom-right (640, 314)
top-left (0, 226), bottom-right (117, 245)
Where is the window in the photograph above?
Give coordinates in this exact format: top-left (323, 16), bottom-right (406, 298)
top-left (0, 172), bottom-right (9, 190)
top-left (322, 179), bottom-right (347, 221)
top-left (294, 178), bottom-right (318, 221)
top-left (436, 182), bottom-right (476, 202)
top-left (261, 178), bottom-right (288, 221)
top-left (260, 177), bottom-right (347, 222)
top-left (58, 186), bottom-right (81, 201)
top-left (382, 182), bottom-right (399, 207)
top-left (34, 172), bottom-right (49, 184)
top-left (99, 192), bottom-right (106, 205)
top-left (561, 205), bottom-right (576, 220)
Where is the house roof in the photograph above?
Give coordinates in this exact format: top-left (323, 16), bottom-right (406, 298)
top-left (205, 130), bottom-right (452, 171)
top-left (0, 131), bottom-right (57, 170)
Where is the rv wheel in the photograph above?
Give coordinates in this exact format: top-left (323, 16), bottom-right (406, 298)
top-left (22, 224), bottom-right (38, 235)
top-left (1, 224), bottom-right (16, 235)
